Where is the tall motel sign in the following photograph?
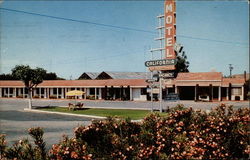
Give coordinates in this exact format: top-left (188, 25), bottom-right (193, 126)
top-left (145, 0), bottom-right (179, 112)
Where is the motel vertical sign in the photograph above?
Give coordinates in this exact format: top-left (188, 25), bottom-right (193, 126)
top-left (165, 0), bottom-right (176, 61)
top-left (147, 0), bottom-right (177, 71)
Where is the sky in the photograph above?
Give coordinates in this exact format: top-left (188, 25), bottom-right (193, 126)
top-left (0, 0), bottom-right (249, 79)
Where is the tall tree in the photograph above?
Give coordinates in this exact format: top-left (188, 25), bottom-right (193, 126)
top-left (175, 51), bottom-right (189, 74)
top-left (12, 65), bottom-right (46, 109)
top-left (43, 72), bottom-right (65, 80)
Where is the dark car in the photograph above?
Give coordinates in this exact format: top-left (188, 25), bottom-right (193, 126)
top-left (164, 93), bottom-right (180, 101)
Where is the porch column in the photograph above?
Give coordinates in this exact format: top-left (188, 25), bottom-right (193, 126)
top-left (94, 88), bottom-right (97, 100)
top-left (104, 86), bottom-right (108, 100)
top-left (56, 88), bottom-right (59, 99)
top-left (120, 86), bottom-right (124, 100)
top-left (65, 88), bottom-right (67, 99)
top-left (130, 87), bottom-right (133, 100)
top-left (61, 88), bottom-right (65, 99)
top-left (241, 86), bottom-right (244, 100)
top-left (18, 88), bottom-right (21, 97)
top-left (99, 88), bottom-right (102, 100)
top-left (50, 88), bottom-right (53, 98)
top-left (84, 88), bottom-right (86, 99)
top-left (39, 88), bottom-right (41, 98)
top-left (0, 88), bottom-right (2, 98)
top-left (7, 88), bottom-right (10, 98)
top-left (13, 88), bottom-right (16, 98)
top-left (218, 86), bottom-right (221, 101)
top-left (23, 88), bottom-right (25, 98)
top-left (174, 85), bottom-right (178, 94)
top-left (44, 88), bottom-right (47, 98)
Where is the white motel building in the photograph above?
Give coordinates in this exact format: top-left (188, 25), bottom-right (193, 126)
top-left (0, 71), bottom-right (247, 101)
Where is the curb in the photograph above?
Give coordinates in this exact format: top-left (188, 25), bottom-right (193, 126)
top-left (23, 108), bottom-right (106, 119)
top-left (23, 108), bottom-right (144, 122)
top-left (59, 106), bottom-right (150, 111)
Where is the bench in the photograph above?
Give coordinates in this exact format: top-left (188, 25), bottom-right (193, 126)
top-left (68, 102), bottom-right (84, 111)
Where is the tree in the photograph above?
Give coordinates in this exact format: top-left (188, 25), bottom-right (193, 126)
top-left (12, 65), bottom-right (46, 109)
top-left (43, 72), bottom-right (65, 80)
top-left (0, 74), bottom-right (18, 80)
top-left (175, 50), bottom-right (189, 74)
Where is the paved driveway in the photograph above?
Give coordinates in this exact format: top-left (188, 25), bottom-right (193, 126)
top-left (0, 99), bottom-right (93, 149)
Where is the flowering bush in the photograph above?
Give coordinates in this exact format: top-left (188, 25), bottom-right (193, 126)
top-left (0, 127), bottom-right (47, 160)
top-left (49, 104), bottom-right (250, 160)
top-left (0, 104), bottom-right (249, 159)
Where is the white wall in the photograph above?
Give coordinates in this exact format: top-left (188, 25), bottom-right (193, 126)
top-left (132, 88), bottom-right (147, 101)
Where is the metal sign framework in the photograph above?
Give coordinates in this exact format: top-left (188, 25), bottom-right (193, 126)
top-left (145, 0), bottom-right (177, 113)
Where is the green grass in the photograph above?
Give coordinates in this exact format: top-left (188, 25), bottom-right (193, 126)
top-left (39, 107), bottom-right (167, 120)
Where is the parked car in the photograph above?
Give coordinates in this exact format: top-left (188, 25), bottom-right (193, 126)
top-left (165, 93), bottom-right (180, 101)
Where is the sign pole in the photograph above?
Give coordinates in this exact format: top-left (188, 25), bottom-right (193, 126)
top-left (151, 83), bottom-right (153, 112)
top-left (150, 70), bottom-right (153, 112)
top-left (159, 76), bottom-right (162, 113)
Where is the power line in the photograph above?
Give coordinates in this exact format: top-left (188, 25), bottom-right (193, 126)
top-left (0, 7), bottom-right (249, 46)
top-left (177, 35), bottom-right (248, 46)
top-left (0, 7), bottom-right (156, 34)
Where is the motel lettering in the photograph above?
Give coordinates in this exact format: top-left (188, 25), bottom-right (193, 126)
top-left (165, 0), bottom-right (176, 60)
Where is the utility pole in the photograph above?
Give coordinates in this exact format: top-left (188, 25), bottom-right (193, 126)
top-left (229, 64), bottom-right (233, 78)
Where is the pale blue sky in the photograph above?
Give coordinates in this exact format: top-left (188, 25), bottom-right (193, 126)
top-left (0, 1), bottom-right (249, 79)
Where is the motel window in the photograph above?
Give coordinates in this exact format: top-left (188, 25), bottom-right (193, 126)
top-left (89, 88), bottom-right (95, 95)
top-left (36, 89), bottom-right (39, 94)
top-left (58, 88), bottom-right (62, 94)
top-left (232, 88), bottom-right (242, 95)
top-left (141, 88), bottom-right (147, 95)
top-left (9, 88), bottom-right (13, 94)
top-left (24, 88), bottom-right (28, 94)
top-left (41, 88), bottom-right (44, 94)
top-left (53, 88), bottom-right (57, 94)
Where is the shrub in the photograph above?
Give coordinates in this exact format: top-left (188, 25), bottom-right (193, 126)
top-left (33, 95), bottom-right (39, 98)
top-left (0, 127), bottom-right (48, 160)
top-left (49, 95), bottom-right (57, 99)
top-left (16, 95), bottom-right (24, 98)
top-left (86, 95), bottom-right (96, 100)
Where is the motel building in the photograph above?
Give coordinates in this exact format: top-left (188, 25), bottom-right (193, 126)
top-left (0, 71), bottom-right (247, 101)
top-left (0, 1), bottom-right (247, 102)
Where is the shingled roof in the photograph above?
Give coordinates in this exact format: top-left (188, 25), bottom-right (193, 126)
top-left (176, 72), bottom-right (222, 81)
top-left (78, 72), bottom-right (99, 80)
top-left (0, 79), bottom-right (148, 87)
top-left (96, 71), bottom-right (151, 79)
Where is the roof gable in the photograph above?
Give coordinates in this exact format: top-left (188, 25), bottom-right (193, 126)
top-left (78, 72), bottom-right (99, 80)
top-left (97, 71), bottom-right (151, 79)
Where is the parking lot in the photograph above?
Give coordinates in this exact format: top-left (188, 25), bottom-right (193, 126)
top-left (0, 98), bottom-right (248, 148)
top-left (0, 99), bottom-right (93, 148)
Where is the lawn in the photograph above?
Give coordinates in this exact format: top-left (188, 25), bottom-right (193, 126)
top-left (39, 107), bottom-right (167, 120)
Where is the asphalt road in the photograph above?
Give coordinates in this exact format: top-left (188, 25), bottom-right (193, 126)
top-left (0, 99), bottom-right (93, 149)
top-left (0, 98), bottom-right (249, 149)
